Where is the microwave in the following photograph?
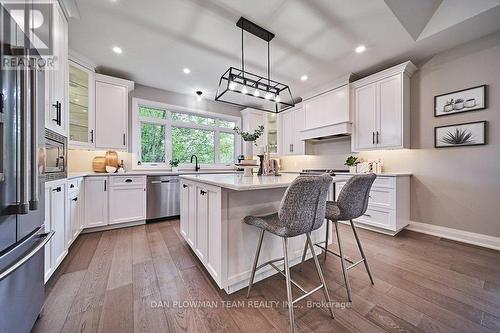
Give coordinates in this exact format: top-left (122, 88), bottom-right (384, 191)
top-left (45, 129), bottom-right (67, 181)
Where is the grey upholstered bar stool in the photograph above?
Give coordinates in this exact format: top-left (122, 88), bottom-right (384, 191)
top-left (245, 174), bottom-right (335, 333)
top-left (302, 173), bottom-right (377, 302)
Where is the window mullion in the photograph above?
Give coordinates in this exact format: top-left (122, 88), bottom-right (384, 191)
top-left (215, 129), bottom-right (220, 164)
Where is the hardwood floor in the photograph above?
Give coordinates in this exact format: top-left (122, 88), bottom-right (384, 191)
top-left (33, 220), bottom-right (500, 333)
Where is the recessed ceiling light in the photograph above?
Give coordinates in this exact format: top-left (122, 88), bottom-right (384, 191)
top-left (300, 75), bottom-right (308, 81)
top-left (112, 46), bottom-right (122, 54)
top-left (355, 45), bottom-right (366, 53)
top-left (196, 90), bottom-right (203, 101)
top-left (183, 68), bottom-right (191, 74)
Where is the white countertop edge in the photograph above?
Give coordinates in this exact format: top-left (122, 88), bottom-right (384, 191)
top-left (67, 170), bottom-right (241, 179)
top-left (180, 174), bottom-right (297, 191)
top-left (335, 172), bottom-right (412, 177)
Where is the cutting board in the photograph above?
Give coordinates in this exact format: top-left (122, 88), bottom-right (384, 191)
top-left (92, 156), bottom-right (106, 173)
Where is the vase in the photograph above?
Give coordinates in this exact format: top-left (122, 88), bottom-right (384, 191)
top-left (349, 166), bottom-right (357, 173)
top-left (244, 141), bottom-right (254, 160)
top-left (171, 167), bottom-right (178, 172)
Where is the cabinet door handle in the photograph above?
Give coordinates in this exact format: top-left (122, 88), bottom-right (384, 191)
top-left (183, 184), bottom-right (188, 188)
top-left (90, 130), bottom-right (94, 143)
top-left (125, 179), bottom-right (133, 183)
top-left (72, 197), bottom-right (78, 202)
top-left (123, 134), bottom-right (126, 146)
top-left (70, 184), bottom-right (75, 188)
top-left (104, 180), bottom-right (107, 192)
top-left (372, 132), bottom-right (375, 144)
top-left (376, 131), bottom-right (380, 144)
top-left (363, 213), bottom-right (371, 217)
top-left (200, 190), bottom-right (207, 195)
top-left (52, 186), bottom-right (61, 192)
top-left (291, 144), bottom-right (294, 152)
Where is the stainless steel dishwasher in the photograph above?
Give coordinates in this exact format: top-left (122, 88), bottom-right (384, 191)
top-left (147, 176), bottom-right (180, 220)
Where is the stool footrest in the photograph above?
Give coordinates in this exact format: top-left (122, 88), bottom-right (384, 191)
top-left (313, 243), bottom-right (355, 265)
top-left (292, 284), bottom-right (324, 305)
top-left (346, 259), bottom-right (365, 270)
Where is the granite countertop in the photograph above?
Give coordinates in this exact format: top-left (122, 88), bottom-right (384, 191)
top-left (180, 173), bottom-right (302, 191)
top-left (68, 170), bottom-right (240, 179)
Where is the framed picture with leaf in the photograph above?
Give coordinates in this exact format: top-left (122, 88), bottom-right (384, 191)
top-left (435, 121), bottom-right (487, 148)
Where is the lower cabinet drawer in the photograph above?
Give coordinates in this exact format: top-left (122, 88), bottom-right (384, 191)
top-left (355, 207), bottom-right (394, 230)
top-left (110, 176), bottom-right (146, 187)
top-left (368, 187), bottom-right (394, 209)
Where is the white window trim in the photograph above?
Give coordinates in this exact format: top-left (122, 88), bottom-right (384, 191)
top-left (131, 97), bottom-right (241, 170)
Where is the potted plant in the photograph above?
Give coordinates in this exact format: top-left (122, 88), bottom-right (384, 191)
top-left (234, 125), bottom-right (265, 160)
top-left (169, 159), bottom-right (180, 172)
top-left (344, 155), bottom-right (360, 173)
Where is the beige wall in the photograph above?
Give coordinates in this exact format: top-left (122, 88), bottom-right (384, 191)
top-left (281, 32), bottom-right (500, 237)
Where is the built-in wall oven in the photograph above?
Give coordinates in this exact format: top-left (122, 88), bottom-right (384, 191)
top-left (44, 129), bottom-right (67, 181)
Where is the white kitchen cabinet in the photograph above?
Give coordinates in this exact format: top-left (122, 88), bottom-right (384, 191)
top-left (180, 180), bottom-right (194, 244)
top-left (180, 180), bottom-right (222, 283)
top-left (45, 0), bottom-right (68, 136)
top-left (94, 74), bottom-right (133, 150)
top-left (67, 178), bottom-right (83, 248)
top-left (279, 105), bottom-right (305, 156)
top-left (44, 180), bottom-right (67, 283)
top-left (84, 176), bottom-right (108, 228)
top-left (351, 61), bottom-right (416, 151)
top-left (68, 61), bottom-right (95, 148)
top-left (335, 174), bottom-right (410, 235)
top-left (241, 108), bottom-right (280, 154)
top-left (108, 176), bottom-right (146, 225)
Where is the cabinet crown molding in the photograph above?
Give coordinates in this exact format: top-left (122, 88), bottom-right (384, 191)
top-left (351, 61), bottom-right (417, 88)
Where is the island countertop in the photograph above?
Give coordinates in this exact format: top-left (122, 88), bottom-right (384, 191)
top-left (180, 173), bottom-right (304, 191)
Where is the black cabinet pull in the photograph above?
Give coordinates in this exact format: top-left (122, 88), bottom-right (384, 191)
top-left (123, 133), bottom-right (126, 146)
top-left (376, 131), bottom-right (380, 144)
top-left (70, 184), bottom-right (75, 188)
top-left (72, 197), bottom-right (78, 202)
top-left (125, 179), bottom-right (132, 183)
top-left (51, 101), bottom-right (61, 126)
top-left (182, 184), bottom-right (188, 188)
top-left (52, 186), bottom-right (61, 192)
top-left (104, 180), bottom-right (107, 192)
top-left (372, 132), bottom-right (375, 144)
top-left (90, 130), bottom-right (94, 143)
top-left (200, 190), bottom-right (207, 195)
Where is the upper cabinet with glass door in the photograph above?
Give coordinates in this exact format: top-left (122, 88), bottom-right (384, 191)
top-left (240, 108), bottom-right (279, 155)
top-left (68, 61), bottom-right (94, 148)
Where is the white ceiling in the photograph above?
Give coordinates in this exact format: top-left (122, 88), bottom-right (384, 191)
top-left (69, 0), bottom-right (500, 100)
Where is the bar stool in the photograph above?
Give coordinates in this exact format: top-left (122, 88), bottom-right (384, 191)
top-left (301, 173), bottom-right (377, 302)
top-left (244, 174), bottom-right (335, 333)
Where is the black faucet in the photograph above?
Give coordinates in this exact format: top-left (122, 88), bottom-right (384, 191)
top-left (190, 154), bottom-right (200, 172)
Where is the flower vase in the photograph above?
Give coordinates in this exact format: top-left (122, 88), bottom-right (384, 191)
top-left (349, 166), bottom-right (357, 173)
top-left (171, 167), bottom-right (178, 172)
top-left (244, 141), bottom-right (254, 160)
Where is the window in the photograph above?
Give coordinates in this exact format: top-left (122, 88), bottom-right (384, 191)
top-left (133, 99), bottom-right (240, 168)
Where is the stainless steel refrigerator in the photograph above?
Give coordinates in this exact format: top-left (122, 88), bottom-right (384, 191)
top-left (0, 3), bottom-right (53, 333)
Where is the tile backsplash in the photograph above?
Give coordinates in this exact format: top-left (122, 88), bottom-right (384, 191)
top-left (68, 150), bottom-right (133, 172)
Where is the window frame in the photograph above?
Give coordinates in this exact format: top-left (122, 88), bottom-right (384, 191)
top-left (132, 97), bottom-right (241, 170)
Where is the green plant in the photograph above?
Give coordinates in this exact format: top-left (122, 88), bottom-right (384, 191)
top-left (441, 128), bottom-right (474, 145)
top-left (169, 159), bottom-right (180, 167)
top-left (233, 125), bottom-right (264, 144)
top-left (344, 156), bottom-right (360, 167)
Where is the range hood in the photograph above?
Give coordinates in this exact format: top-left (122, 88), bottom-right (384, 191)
top-left (298, 82), bottom-right (352, 140)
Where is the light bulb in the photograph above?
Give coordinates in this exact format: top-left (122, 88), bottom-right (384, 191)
top-left (253, 90), bottom-right (260, 97)
top-left (265, 92), bottom-right (272, 100)
top-left (241, 86), bottom-right (248, 94)
top-left (229, 81), bottom-right (237, 90)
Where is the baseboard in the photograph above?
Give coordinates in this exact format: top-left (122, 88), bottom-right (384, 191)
top-left (406, 221), bottom-right (500, 251)
top-left (81, 220), bottom-right (146, 233)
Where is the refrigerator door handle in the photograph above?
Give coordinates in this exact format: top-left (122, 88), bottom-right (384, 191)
top-left (0, 231), bottom-right (54, 281)
top-left (29, 67), bottom-right (38, 210)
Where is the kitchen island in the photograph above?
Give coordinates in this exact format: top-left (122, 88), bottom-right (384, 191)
top-left (179, 173), bottom-right (332, 294)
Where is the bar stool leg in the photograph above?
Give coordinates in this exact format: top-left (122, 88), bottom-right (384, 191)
top-left (282, 237), bottom-right (296, 333)
top-left (247, 229), bottom-right (265, 298)
top-left (323, 219), bottom-right (330, 262)
top-left (306, 233), bottom-right (335, 319)
top-left (300, 238), bottom-right (308, 268)
top-left (350, 220), bottom-right (374, 285)
top-left (334, 220), bottom-right (352, 302)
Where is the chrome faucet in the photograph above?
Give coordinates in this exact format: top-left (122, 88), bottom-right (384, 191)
top-left (190, 154), bottom-right (200, 172)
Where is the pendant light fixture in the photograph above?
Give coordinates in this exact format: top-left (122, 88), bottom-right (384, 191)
top-left (215, 17), bottom-right (295, 113)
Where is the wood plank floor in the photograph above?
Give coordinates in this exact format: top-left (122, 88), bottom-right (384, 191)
top-left (33, 220), bottom-right (500, 333)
